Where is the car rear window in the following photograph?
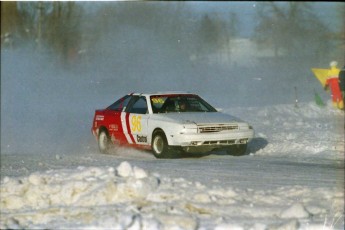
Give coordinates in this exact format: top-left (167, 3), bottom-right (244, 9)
top-left (107, 95), bottom-right (131, 111)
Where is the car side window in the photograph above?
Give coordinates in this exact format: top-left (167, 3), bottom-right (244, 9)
top-left (126, 96), bottom-right (148, 114)
top-left (107, 95), bottom-right (131, 111)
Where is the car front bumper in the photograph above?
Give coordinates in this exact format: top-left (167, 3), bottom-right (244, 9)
top-left (167, 129), bottom-right (255, 153)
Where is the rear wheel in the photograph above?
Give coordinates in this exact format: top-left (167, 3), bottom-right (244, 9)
top-left (98, 130), bottom-right (111, 154)
top-left (226, 144), bottom-right (247, 156)
top-left (152, 130), bottom-right (172, 158)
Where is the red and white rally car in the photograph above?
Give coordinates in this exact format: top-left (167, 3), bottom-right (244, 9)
top-left (91, 92), bottom-right (254, 158)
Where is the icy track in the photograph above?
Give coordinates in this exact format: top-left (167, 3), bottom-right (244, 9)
top-left (1, 102), bottom-right (344, 230)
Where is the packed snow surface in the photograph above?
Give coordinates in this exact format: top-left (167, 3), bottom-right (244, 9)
top-left (1, 101), bottom-right (344, 229)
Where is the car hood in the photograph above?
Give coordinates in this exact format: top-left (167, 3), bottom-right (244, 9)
top-left (153, 112), bottom-right (244, 124)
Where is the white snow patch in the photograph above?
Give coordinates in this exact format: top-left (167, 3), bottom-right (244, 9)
top-left (1, 102), bottom-right (344, 229)
top-left (280, 203), bottom-right (310, 219)
top-left (1, 160), bottom-right (344, 229)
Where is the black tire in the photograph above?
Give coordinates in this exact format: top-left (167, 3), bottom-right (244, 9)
top-left (98, 130), bottom-right (111, 154)
top-left (226, 144), bottom-right (247, 156)
top-left (152, 130), bottom-right (172, 158)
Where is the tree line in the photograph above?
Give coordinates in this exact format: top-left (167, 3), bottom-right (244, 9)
top-left (1, 2), bottom-right (344, 67)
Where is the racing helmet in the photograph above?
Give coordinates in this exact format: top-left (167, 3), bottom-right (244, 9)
top-left (330, 61), bottom-right (338, 67)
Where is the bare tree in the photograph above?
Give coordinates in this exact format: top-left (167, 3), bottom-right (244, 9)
top-left (196, 13), bottom-right (228, 64)
top-left (1, 2), bottom-right (35, 48)
top-left (335, 3), bottom-right (345, 63)
top-left (1, 2), bottom-right (17, 47)
top-left (225, 11), bottom-right (239, 63)
top-left (87, 2), bottom-right (197, 63)
top-left (3, 2), bottom-right (83, 65)
top-left (253, 2), bottom-right (331, 63)
top-left (198, 14), bottom-right (220, 55)
top-left (44, 2), bottom-right (83, 65)
top-left (1, 2), bottom-right (19, 36)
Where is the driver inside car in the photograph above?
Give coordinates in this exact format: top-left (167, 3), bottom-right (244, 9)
top-left (178, 100), bottom-right (188, 112)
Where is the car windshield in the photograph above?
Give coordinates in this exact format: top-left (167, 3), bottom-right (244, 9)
top-left (150, 94), bottom-right (217, 113)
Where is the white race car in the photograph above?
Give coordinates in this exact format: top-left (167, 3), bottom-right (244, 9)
top-left (92, 92), bottom-right (254, 158)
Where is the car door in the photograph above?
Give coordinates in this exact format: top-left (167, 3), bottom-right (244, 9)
top-left (123, 95), bottom-right (149, 147)
top-left (104, 95), bottom-right (132, 145)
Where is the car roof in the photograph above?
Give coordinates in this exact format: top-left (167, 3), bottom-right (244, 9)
top-left (131, 91), bottom-right (195, 96)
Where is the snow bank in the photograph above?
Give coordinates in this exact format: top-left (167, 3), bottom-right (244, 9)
top-left (230, 101), bottom-right (345, 157)
top-left (1, 161), bottom-right (343, 229)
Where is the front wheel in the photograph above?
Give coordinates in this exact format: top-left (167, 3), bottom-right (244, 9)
top-left (152, 130), bottom-right (172, 158)
top-left (226, 144), bottom-right (247, 156)
top-left (98, 130), bottom-right (111, 154)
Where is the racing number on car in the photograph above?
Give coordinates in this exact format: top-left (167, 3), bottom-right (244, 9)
top-left (151, 98), bottom-right (164, 104)
top-left (131, 115), bottom-right (142, 132)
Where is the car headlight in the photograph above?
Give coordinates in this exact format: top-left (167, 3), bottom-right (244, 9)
top-left (180, 124), bottom-right (197, 134)
top-left (239, 124), bottom-right (253, 130)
